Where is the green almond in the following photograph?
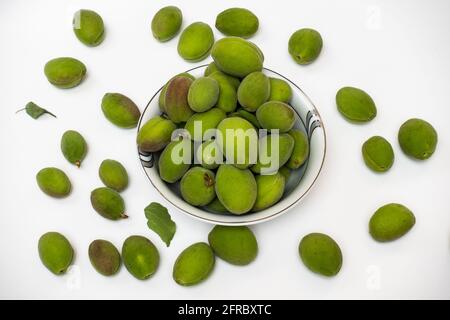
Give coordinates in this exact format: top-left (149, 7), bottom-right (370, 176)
top-left (362, 136), bottom-right (394, 172)
top-left (336, 86), bottom-right (377, 122)
top-left (369, 203), bottom-right (416, 242)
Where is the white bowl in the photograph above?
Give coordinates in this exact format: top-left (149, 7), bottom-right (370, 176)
top-left (137, 65), bottom-right (326, 226)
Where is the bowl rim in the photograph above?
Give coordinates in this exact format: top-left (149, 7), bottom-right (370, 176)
top-left (137, 64), bottom-right (327, 225)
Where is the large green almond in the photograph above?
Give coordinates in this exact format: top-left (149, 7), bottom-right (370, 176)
top-left (90, 187), bottom-right (127, 220)
top-left (173, 242), bottom-right (215, 286)
top-left (44, 57), bottom-right (86, 89)
top-left (38, 232), bottom-right (74, 275)
top-left (185, 108), bottom-right (226, 142)
top-left (299, 233), bottom-right (342, 277)
top-left (398, 118), bottom-right (438, 160)
top-left (88, 239), bottom-right (121, 276)
top-left (288, 28), bottom-right (323, 65)
top-left (211, 37), bottom-right (264, 78)
top-left (122, 235), bottom-right (159, 280)
top-left (208, 226), bottom-right (258, 265)
top-left (137, 115), bottom-right (176, 152)
top-left (238, 71), bottom-right (270, 112)
top-left (256, 101), bottom-right (296, 133)
top-left (180, 167), bottom-right (216, 206)
top-left (158, 139), bottom-right (192, 183)
top-left (99, 159), bottom-right (129, 192)
top-left (207, 71), bottom-right (238, 113)
top-left (36, 167), bottom-right (71, 198)
top-left (151, 6), bottom-right (182, 42)
top-left (165, 76), bottom-right (194, 123)
top-left (215, 164), bottom-right (257, 215)
top-left (362, 136), bottom-right (394, 172)
top-left (188, 77), bottom-right (219, 112)
top-left (159, 73), bottom-right (195, 112)
top-left (61, 130), bottom-right (87, 167)
top-left (269, 77), bottom-right (292, 103)
top-left (369, 203), bottom-right (416, 242)
top-left (101, 93), bottom-right (141, 128)
top-left (215, 8), bottom-right (259, 38)
top-left (336, 87), bottom-right (377, 122)
top-left (178, 22), bottom-right (214, 61)
top-left (73, 9), bottom-right (105, 47)
top-left (216, 117), bottom-right (258, 169)
top-left (286, 129), bottom-right (309, 169)
top-left (251, 133), bottom-right (294, 174)
top-left (253, 172), bottom-right (285, 212)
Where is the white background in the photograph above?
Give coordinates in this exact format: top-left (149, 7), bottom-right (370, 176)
top-left (1, 0), bottom-right (449, 300)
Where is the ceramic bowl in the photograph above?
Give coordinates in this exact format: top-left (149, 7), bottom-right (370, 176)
top-left (137, 65), bottom-right (326, 225)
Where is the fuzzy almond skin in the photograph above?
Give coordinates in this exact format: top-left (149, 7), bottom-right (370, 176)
top-left (158, 140), bottom-right (192, 183)
top-left (90, 187), bottom-right (126, 220)
top-left (122, 235), bottom-right (160, 280)
top-left (216, 117), bottom-right (258, 169)
top-left (73, 9), bottom-right (105, 47)
top-left (286, 129), bottom-right (309, 169)
top-left (398, 118), bottom-right (438, 160)
top-left (269, 77), bottom-right (292, 103)
top-left (151, 6), bottom-right (182, 42)
top-left (177, 22), bottom-right (214, 61)
top-left (88, 239), bottom-right (121, 276)
top-left (180, 167), bottom-right (216, 206)
top-left (369, 203), bottom-right (416, 242)
top-left (211, 37), bottom-right (264, 78)
top-left (208, 226), bottom-right (258, 265)
top-left (207, 71), bottom-right (238, 113)
top-left (256, 101), bottom-right (296, 133)
top-left (173, 242), bottom-right (215, 286)
top-left (44, 57), bottom-right (86, 89)
top-left (251, 133), bottom-right (294, 174)
top-left (36, 167), bottom-right (71, 198)
top-left (184, 108), bottom-right (226, 142)
top-left (99, 159), bottom-right (129, 192)
top-left (215, 8), bottom-right (259, 38)
top-left (38, 232), bottom-right (74, 275)
top-left (252, 172), bottom-right (285, 212)
top-left (187, 77), bottom-right (219, 112)
top-left (159, 72), bottom-right (195, 112)
top-left (165, 76), bottom-right (194, 123)
top-left (288, 28), bottom-right (323, 65)
top-left (336, 86), bottom-right (377, 122)
top-left (362, 136), bottom-right (394, 172)
top-left (61, 130), bottom-right (87, 167)
top-left (237, 71), bottom-right (270, 112)
top-left (215, 164), bottom-right (257, 215)
top-left (137, 116), bottom-right (176, 152)
top-left (101, 93), bottom-right (141, 128)
top-left (299, 233), bottom-right (342, 277)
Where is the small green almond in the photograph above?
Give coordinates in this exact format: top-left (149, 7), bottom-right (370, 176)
top-left (398, 118), bottom-right (438, 160)
top-left (173, 242), bottom-right (215, 286)
top-left (38, 232), bottom-right (74, 275)
top-left (362, 136), bottom-right (394, 172)
top-left (369, 203), bottom-right (416, 242)
top-left (336, 87), bottom-right (377, 122)
top-left (88, 239), bottom-right (121, 276)
top-left (299, 233), bottom-right (342, 277)
top-left (208, 226), bottom-right (258, 266)
top-left (151, 6), bottom-right (182, 42)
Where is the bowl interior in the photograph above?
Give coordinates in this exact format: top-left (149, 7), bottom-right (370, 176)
top-left (137, 65), bottom-right (326, 225)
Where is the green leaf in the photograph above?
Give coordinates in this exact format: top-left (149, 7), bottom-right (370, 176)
top-left (16, 102), bottom-right (57, 119)
top-left (144, 202), bottom-right (176, 247)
